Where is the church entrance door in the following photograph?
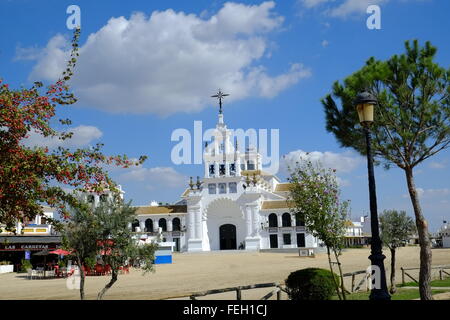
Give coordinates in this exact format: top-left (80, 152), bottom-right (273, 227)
top-left (219, 224), bottom-right (237, 250)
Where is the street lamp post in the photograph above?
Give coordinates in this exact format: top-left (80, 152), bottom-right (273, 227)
top-left (355, 91), bottom-right (391, 300)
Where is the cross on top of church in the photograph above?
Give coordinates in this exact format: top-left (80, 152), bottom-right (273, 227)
top-left (211, 89), bottom-right (229, 114)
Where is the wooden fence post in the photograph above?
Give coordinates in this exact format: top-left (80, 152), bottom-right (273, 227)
top-left (439, 269), bottom-right (443, 281)
top-left (351, 274), bottom-right (355, 293)
top-left (236, 288), bottom-right (242, 300)
top-left (401, 267), bottom-right (405, 285)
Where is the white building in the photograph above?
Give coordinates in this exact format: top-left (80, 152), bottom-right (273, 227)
top-left (343, 217), bottom-right (369, 246)
top-left (437, 222), bottom-right (450, 248)
top-left (132, 110), bottom-right (319, 252)
top-left (0, 206), bottom-right (56, 236)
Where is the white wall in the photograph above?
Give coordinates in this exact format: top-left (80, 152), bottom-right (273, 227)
top-left (205, 198), bottom-right (246, 250)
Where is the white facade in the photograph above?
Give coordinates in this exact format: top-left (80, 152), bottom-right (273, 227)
top-left (437, 223), bottom-right (450, 248)
top-left (133, 112), bottom-right (318, 252)
top-left (0, 207), bottom-right (55, 235)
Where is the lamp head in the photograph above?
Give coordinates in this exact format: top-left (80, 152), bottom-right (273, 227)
top-left (354, 91), bottom-right (377, 125)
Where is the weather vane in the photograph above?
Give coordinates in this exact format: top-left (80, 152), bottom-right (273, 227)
top-left (211, 89), bottom-right (229, 114)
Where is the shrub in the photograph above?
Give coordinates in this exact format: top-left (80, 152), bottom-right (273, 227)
top-left (285, 268), bottom-right (338, 300)
top-left (20, 259), bottom-right (32, 272)
top-left (0, 261), bottom-right (11, 265)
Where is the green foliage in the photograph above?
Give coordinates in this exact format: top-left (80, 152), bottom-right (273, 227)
top-left (288, 158), bottom-right (349, 250)
top-left (285, 268), bottom-right (338, 300)
top-left (380, 210), bottom-right (416, 250)
top-left (322, 39), bottom-right (450, 171)
top-left (84, 256), bottom-right (96, 269)
top-left (94, 198), bottom-right (157, 275)
top-left (58, 259), bottom-right (67, 268)
top-left (332, 289), bottom-right (447, 300)
top-left (20, 259), bottom-right (32, 272)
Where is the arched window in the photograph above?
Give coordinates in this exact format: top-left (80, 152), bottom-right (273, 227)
top-left (268, 213), bottom-right (278, 228)
top-left (295, 213), bottom-right (305, 226)
top-left (172, 217), bottom-right (181, 231)
top-left (100, 194), bottom-right (108, 203)
top-left (145, 219), bottom-right (153, 232)
top-left (159, 218), bottom-right (167, 232)
top-left (87, 194), bottom-right (95, 203)
top-left (282, 213), bottom-right (292, 227)
top-left (131, 220), bottom-right (140, 232)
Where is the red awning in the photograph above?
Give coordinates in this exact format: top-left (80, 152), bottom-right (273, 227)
top-left (49, 249), bottom-right (72, 255)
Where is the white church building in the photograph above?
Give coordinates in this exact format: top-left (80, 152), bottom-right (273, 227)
top-left (131, 94), bottom-right (319, 252)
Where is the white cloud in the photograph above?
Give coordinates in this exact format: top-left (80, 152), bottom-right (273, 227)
top-left (403, 188), bottom-right (450, 199)
top-left (321, 39), bottom-right (329, 47)
top-left (300, 0), bottom-right (332, 8)
top-left (282, 149), bottom-right (363, 173)
top-left (329, 0), bottom-right (387, 18)
top-left (25, 34), bottom-right (71, 81)
top-left (26, 2), bottom-right (310, 116)
top-left (24, 125), bottom-right (102, 149)
top-left (299, 0), bottom-right (393, 18)
top-left (119, 166), bottom-right (186, 189)
top-left (429, 160), bottom-right (447, 169)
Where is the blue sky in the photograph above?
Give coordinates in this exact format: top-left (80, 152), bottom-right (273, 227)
top-left (1, 0), bottom-right (449, 231)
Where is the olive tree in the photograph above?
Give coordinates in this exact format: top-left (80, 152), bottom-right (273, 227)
top-left (380, 209), bottom-right (416, 294)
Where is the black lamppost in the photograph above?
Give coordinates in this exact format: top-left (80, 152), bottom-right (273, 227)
top-left (354, 91), bottom-right (391, 300)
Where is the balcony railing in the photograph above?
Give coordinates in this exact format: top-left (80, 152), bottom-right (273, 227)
top-left (266, 226), bottom-right (306, 233)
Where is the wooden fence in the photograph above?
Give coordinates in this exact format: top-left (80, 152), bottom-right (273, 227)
top-left (343, 270), bottom-right (371, 293)
top-left (162, 271), bottom-right (372, 300)
top-left (162, 265), bottom-right (450, 300)
top-left (188, 282), bottom-right (287, 300)
top-left (400, 265), bottom-right (450, 285)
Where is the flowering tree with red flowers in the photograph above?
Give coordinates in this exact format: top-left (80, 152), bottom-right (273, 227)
top-left (0, 28), bottom-right (146, 231)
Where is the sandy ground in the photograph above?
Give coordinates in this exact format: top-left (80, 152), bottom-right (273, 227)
top-left (0, 247), bottom-right (449, 300)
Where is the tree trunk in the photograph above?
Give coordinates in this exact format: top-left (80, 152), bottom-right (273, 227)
top-left (390, 248), bottom-right (396, 294)
top-left (404, 167), bottom-right (433, 300)
top-left (97, 269), bottom-right (118, 300)
top-left (327, 246), bottom-right (342, 300)
top-left (333, 249), bottom-right (346, 300)
top-left (76, 255), bottom-right (85, 300)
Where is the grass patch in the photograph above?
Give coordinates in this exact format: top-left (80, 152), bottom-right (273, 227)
top-left (399, 277), bottom-right (450, 288)
top-left (331, 289), bottom-right (448, 300)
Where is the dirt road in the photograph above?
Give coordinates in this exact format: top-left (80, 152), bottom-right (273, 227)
top-left (0, 247), bottom-right (449, 300)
